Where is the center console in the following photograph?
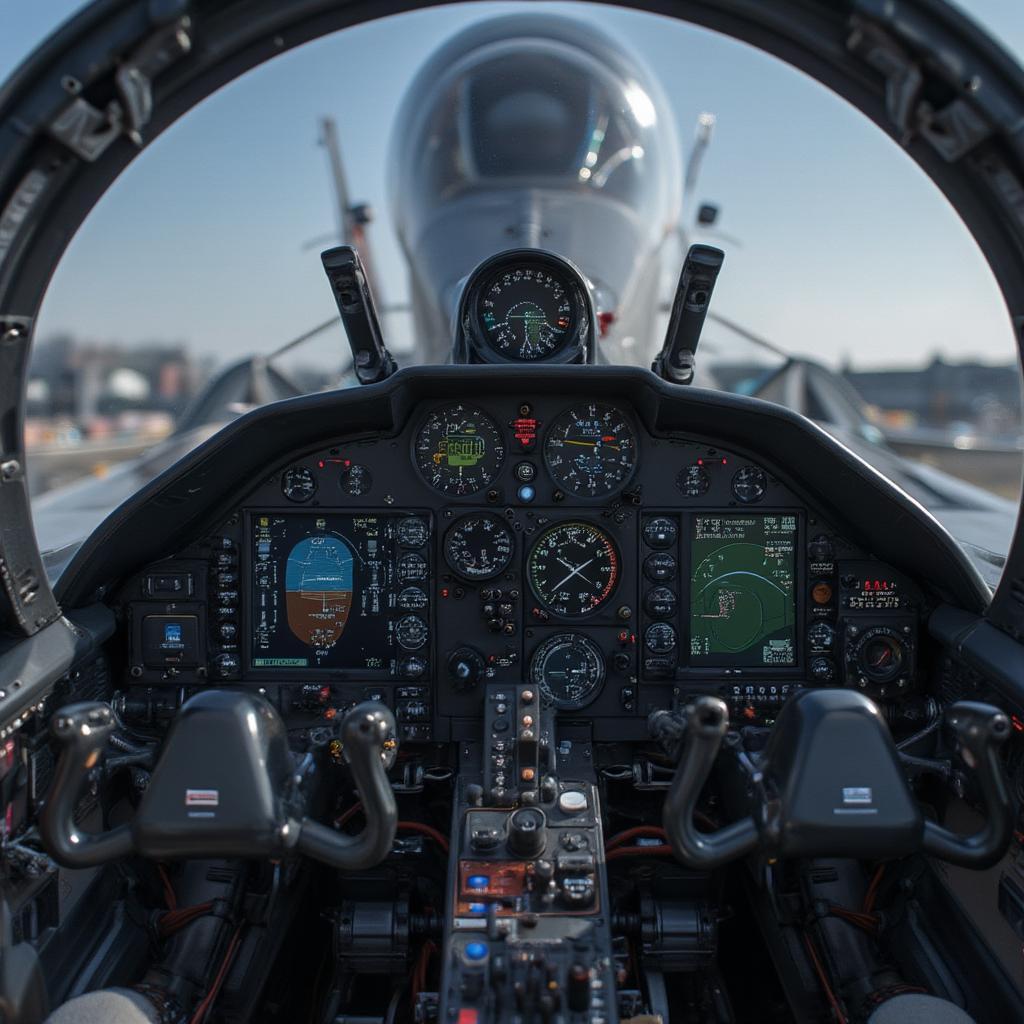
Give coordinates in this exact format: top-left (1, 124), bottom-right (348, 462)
top-left (439, 683), bottom-right (618, 1023)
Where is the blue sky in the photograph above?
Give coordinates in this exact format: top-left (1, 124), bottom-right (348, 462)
top-left (2, 1), bottom-right (1024, 371)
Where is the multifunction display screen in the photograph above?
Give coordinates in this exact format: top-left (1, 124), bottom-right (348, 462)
top-left (249, 513), bottom-right (428, 672)
top-left (689, 514), bottom-right (798, 667)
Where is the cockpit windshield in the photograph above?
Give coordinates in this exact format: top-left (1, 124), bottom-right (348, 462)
top-left (5, 0), bottom-right (1023, 574)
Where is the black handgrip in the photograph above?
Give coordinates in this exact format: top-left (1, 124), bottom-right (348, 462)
top-left (922, 701), bottom-right (1012, 868)
top-left (661, 697), bottom-right (758, 869)
top-left (297, 702), bottom-right (398, 870)
top-left (38, 702), bottom-right (132, 868)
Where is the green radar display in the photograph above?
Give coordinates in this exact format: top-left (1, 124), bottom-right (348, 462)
top-left (690, 515), bottom-right (797, 667)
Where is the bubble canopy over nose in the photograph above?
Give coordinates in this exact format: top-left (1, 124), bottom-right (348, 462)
top-left (389, 14), bottom-right (680, 254)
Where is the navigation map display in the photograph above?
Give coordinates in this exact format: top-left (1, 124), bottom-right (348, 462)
top-left (250, 513), bottom-right (424, 672)
top-left (690, 514), bottom-right (797, 667)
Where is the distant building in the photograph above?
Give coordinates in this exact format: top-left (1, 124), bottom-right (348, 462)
top-left (844, 356), bottom-right (1022, 435)
top-left (27, 335), bottom-right (204, 420)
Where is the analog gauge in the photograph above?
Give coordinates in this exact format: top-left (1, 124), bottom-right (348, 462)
top-left (282, 466), bottom-right (316, 502)
top-left (396, 614), bottom-right (428, 651)
top-left (732, 466), bottom-right (767, 503)
top-left (414, 404), bottom-right (505, 496)
top-left (852, 628), bottom-right (906, 684)
top-left (398, 553), bottom-right (428, 583)
top-left (527, 522), bottom-right (620, 617)
top-left (339, 463), bottom-right (372, 496)
top-left (530, 633), bottom-right (606, 710)
top-left (678, 464), bottom-right (710, 497)
top-left (397, 586), bottom-right (428, 612)
top-left (397, 517), bottom-right (430, 548)
top-left (544, 403), bottom-right (637, 498)
top-left (444, 514), bottom-right (515, 580)
top-left (480, 264), bottom-right (575, 360)
top-left (644, 622), bottom-right (677, 654)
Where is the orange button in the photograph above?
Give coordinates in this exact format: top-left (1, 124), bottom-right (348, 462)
top-left (811, 582), bottom-right (833, 605)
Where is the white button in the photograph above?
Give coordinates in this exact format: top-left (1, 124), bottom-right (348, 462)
top-left (558, 790), bottom-right (588, 814)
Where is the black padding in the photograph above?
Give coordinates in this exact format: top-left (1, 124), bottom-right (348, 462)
top-left (132, 690), bottom-right (296, 859)
top-left (759, 689), bottom-right (922, 858)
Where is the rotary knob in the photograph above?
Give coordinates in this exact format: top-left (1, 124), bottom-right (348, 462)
top-left (448, 647), bottom-right (486, 691)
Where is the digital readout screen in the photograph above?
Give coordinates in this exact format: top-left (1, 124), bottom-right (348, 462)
top-left (689, 514), bottom-right (798, 667)
top-left (250, 513), bottom-right (409, 671)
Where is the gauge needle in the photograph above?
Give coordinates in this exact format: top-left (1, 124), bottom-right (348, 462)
top-left (553, 558), bottom-right (596, 591)
top-left (564, 439), bottom-right (620, 451)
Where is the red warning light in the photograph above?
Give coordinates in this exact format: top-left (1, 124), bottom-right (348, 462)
top-left (513, 417), bottom-right (538, 449)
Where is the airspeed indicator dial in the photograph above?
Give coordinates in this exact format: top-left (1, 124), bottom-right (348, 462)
top-left (544, 403), bottom-right (637, 497)
top-left (527, 521), bottom-right (620, 617)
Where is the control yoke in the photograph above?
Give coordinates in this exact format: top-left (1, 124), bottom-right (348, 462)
top-left (659, 689), bottom-right (1012, 870)
top-left (40, 691), bottom-right (398, 870)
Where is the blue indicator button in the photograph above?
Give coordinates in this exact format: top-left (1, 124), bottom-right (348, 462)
top-left (517, 484), bottom-right (536, 503)
top-left (465, 941), bottom-right (489, 962)
top-left (468, 902), bottom-right (488, 914)
top-left (467, 874), bottom-right (489, 889)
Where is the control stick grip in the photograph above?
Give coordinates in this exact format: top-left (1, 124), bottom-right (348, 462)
top-left (922, 701), bottom-right (1012, 868)
top-left (39, 702), bottom-right (133, 867)
top-left (661, 697), bottom-right (758, 869)
top-left (297, 702), bottom-right (398, 869)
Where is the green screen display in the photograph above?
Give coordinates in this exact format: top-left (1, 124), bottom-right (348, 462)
top-left (690, 514), bottom-right (797, 667)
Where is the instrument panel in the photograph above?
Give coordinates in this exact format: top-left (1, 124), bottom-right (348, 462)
top-left (114, 395), bottom-right (926, 742)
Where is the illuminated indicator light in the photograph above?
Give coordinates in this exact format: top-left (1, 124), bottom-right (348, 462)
top-left (465, 942), bottom-right (489, 963)
top-left (517, 484), bottom-right (536, 503)
top-left (1013, 716), bottom-right (1024, 733)
top-left (468, 902), bottom-right (487, 914)
top-left (467, 875), bottom-right (489, 889)
top-left (323, 708), bottom-right (336, 720)
top-left (318, 686), bottom-right (331, 702)
top-left (317, 460), bottom-right (325, 469)
top-left (811, 582), bottom-right (833, 605)
top-left (441, 588), bottom-right (450, 598)
top-left (521, 767), bottom-right (535, 782)
top-left (697, 458), bottom-right (703, 465)
top-left (618, 630), bottom-right (629, 643)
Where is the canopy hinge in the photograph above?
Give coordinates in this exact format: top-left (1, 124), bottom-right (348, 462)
top-left (48, 16), bottom-right (193, 162)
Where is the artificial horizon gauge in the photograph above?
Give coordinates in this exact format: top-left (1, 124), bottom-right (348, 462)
top-left (527, 521), bottom-right (620, 617)
top-left (339, 463), bottom-right (372, 496)
top-left (678, 464), bottom-right (710, 497)
top-left (444, 513), bottom-right (515, 580)
top-left (731, 466), bottom-right (767, 503)
top-left (544, 402), bottom-right (638, 497)
top-left (530, 633), bottom-right (606, 709)
top-left (479, 263), bottom-right (576, 360)
top-left (281, 466), bottom-right (316, 502)
top-left (414, 403), bottom-right (506, 496)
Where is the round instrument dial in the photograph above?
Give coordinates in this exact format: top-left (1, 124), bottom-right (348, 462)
top-left (527, 522), bottom-right (620, 617)
top-left (339, 463), bottom-right (372, 496)
top-left (732, 466), bottom-right (767, 503)
top-left (282, 466), bottom-right (316, 502)
top-left (544, 403), bottom-right (637, 497)
top-left (444, 514), bottom-right (515, 580)
top-left (530, 633), bottom-right (606, 710)
top-left (678, 464), bottom-right (710, 497)
top-left (397, 517), bottom-right (430, 548)
top-left (852, 627), bottom-right (906, 684)
top-left (480, 264), bottom-right (575, 360)
top-left (414, 404), bottom-right (505, 496)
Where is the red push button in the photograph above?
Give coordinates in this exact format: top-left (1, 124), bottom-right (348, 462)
top-left (457, 1010), bottom-right (479, 1024)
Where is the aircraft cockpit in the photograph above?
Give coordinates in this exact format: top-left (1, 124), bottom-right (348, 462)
top-left (3, 4), bottom-right (1024, 1024)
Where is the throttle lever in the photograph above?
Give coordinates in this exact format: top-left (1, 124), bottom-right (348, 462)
top-left (921, 701), bottom-right (1012, 868)
top-left (39, 702), bottom-right (133, 867)
top-left (659, 697), bottom-right (758, 869)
